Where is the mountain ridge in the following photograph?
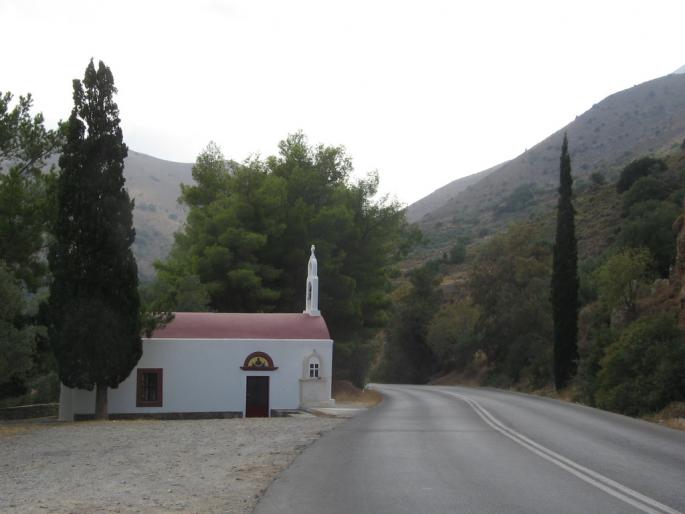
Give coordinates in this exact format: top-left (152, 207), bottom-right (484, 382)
top-left (409, 73), bottom-right (685, 253)
top-left (405, 161), bottom-right (505, 223)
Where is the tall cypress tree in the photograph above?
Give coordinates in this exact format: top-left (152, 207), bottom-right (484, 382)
top-left (551, 134), bottom-right (579, 390)
top-left (48, 60), bottom-right (141, 419)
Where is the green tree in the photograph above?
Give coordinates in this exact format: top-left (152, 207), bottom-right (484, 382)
top-left (140, 275), bottom-right (210, 314)
top-left (155, 133), bottom-right (411, 384)
top-left (551, 134), bottom-right (579, 390)
top-left (0, 92), bottom-right (63, 289)
top-left (0, 261), bottom-right (38, 394)
top-left (620, 200), bottom-right (679, 277)
top-left (595, 248), bottom-right (652, 320)
top-left (448, 237), bottom-right (469, 264)
top-left (426, 299), bottom-right (480, 372)
top-left (0, 92), bottom-right (62, 400)
top-left (468, 223), bottom-right (552, 386)
top-left (48, 60), bottom-right (141, 419)
top-left (379, 262), bottom-right (442, 383)
top-left (595, 313), bottom-right (685, 415)
top-left (616, 157), bottom-right (667, 193)
top-left (590, 171), bottom-right (606, 186)
top-left (621, 176), bottom-right (669, 214)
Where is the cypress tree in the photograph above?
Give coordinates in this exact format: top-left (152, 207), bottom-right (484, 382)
top-left (48, 60), bottom-right (141, 419)
top-left (551, 134), bottom-right (579, 390)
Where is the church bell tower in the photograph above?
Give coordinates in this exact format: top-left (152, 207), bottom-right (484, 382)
top-left (304, 245), bottom-right (320, 316)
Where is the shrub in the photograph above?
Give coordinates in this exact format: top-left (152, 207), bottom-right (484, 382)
top-left (448, 238), bottom-right (469, 264)
top-left (590, 172), bottom-right (606, 186)
top-left (426, 299), bottom-right (480, 371)
top-left (496, 183), bottom-right (537, 214)
top-left (27, 372), bottom-right (60, 403)
top-left (594, 248), bottom-right (652, 318)
top-left (622, 176), bottom-right (669, 215)
top-left (595, 313), bottom-right (685, 415)
top-left (616, 157), bottom-right (667, 193)
top-left (620, 201), bottom-right (679, 277)
top-left (575, 305), bottom-right (613, 405)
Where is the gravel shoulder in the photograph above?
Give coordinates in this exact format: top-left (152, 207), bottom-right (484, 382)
top-left (0, 416), bottom-right (343, 513)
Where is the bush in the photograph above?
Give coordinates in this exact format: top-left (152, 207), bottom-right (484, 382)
top-left (496, 183), bottom-right (537, 214)
top-left (448, 238), bottom-right (469, 264)
top-left (26, 372), bottom-right (60, 403)
top-left (616, 157), bottom-right (667, 193)
top-left (575, 303), bottom-right (614, 405)
top-left (620, 200), bottom-right (679, 277)
top-left (590, 172), bottom-right (606, 186)
top-left (622, 176), bottom-right (669, 215)
top-left (595, 313), bottom-right (685, 416)
top-left (426, 299), bottom-right (480, 371)
top-left (594, 248), bottom-right (652, 317)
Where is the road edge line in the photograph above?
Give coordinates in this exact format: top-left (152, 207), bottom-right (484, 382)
top-left (445, 391), bottom-right (681, 514)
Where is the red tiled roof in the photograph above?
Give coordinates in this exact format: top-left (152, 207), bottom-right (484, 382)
top-left (149, 312), bottom-right (331, 340)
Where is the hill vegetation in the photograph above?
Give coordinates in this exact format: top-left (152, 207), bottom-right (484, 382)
top-left (378, 136), bottom-right (685, 417)
top-left (411, 73), bottom-right (685, 260)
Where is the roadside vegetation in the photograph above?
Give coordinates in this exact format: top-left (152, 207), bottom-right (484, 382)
top-left (375, 141), bottom-right (685, 421)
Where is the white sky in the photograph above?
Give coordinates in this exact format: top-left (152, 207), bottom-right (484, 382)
top-left (2, 0), bottom-right (684, 205)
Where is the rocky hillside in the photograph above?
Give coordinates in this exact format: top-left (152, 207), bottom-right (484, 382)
top-left (40, 150), bottom-right (193, 279)
top-left (123, 151), bottom-right (193, 279)
top-left (405, 162), bottom-right (504, 223)
top-left (411, 72), bottom-right (685, 254)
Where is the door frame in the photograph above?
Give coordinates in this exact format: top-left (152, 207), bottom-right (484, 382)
top-left (245, 375), bottom-right (270, 418)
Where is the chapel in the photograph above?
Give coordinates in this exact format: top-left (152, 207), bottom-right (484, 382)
top-left (58, 246), bottom-right (334, 420)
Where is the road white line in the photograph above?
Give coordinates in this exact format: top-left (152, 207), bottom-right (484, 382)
top-left (442, 390), bottom-right (681, 514)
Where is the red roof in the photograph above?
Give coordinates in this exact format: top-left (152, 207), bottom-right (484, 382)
top-left (149, 312), bottom-right (331, 340)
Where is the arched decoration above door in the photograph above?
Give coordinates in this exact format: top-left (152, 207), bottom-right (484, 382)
top-left (240, 351), bottom-right (278, 371)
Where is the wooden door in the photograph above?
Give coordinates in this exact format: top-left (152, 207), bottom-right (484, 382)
top-left (245, 376), bottom-right (270, 417)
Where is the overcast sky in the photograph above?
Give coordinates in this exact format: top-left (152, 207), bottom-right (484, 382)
top-left (2, 0), bottom-right (684, 205)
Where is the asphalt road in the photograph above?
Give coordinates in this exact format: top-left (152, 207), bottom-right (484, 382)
top-left (254, 385), bottom-right (685, 514)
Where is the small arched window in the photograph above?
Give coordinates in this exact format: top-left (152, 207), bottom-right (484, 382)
top-left (303, 352), bottom-right (322, 379)
top-left (309, 357), bottom-right (320, 378)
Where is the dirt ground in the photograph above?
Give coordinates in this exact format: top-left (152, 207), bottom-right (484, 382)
top-left (0, 416), bottom-right (342, 513)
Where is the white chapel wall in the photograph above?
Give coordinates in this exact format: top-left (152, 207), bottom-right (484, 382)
top-left (63, 338), bottom-right (333, 419)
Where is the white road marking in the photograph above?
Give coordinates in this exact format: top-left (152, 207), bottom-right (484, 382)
top-left (443, 390), bottom-right (681, 514)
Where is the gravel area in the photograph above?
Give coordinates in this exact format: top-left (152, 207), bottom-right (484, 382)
top-left (0, 416), bottom-right (343, 513)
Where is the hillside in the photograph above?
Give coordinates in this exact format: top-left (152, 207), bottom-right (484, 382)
top-left (405, 162), bottom-right (504, 223)
top-left (410, 73), bottom-right (685, 255)
top-left (30, 150), bottom-right (192, 278)
top-left (123, 151), bottom-right (193, 279)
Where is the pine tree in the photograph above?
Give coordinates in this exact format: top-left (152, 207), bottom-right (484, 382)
top-left (551, 134), bottom-right (579, 390)
top-left (48, 60), bottom-right (141, 419)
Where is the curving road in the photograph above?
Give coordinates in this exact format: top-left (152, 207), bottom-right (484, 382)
top-left (254, 385), bottom-right (685, 514)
